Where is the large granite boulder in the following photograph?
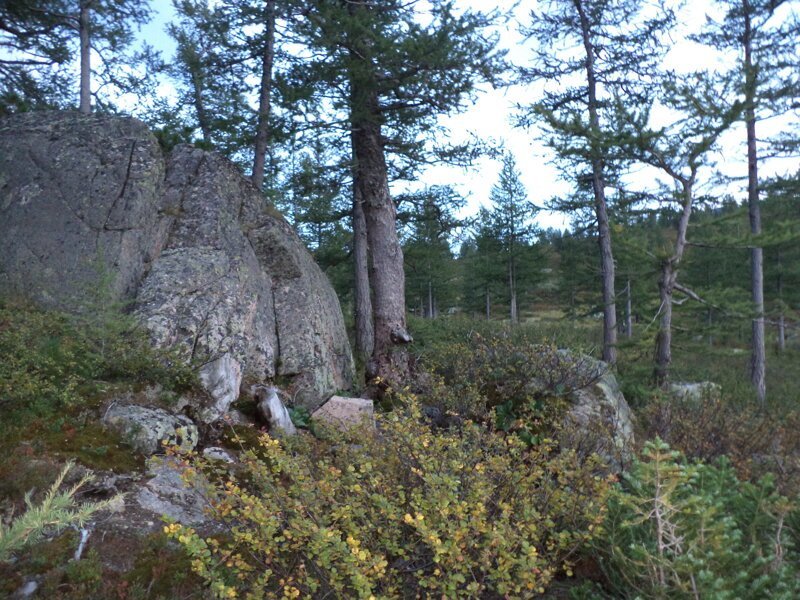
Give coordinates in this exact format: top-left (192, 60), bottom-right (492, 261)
top-left (0, 111), bottom-right (354, 418)
top-left (0, 112), bottom-right (167, 307)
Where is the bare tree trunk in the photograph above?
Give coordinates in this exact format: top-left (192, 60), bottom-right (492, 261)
top-left (251, 0), bottom-right (275, 191)
top-left (576, 0), bottom-right (617, 364)
top-left (351, 95), bottom-right (411, 383)
top-left (744, 0), bottom-right (766, 404)
top-left (654, 264), bottom-right (674, 386)
top-left (777, 251), bottom-right (785, 353)
top-left (485, 289), bottom-right (491, 321)
top-left (79, 1), bottom-right (91, 114)
top-left (654, 181), bottom-right (694, 385)
top-left (427, 278), bottom-right (434, 319)
top-left (352, 177), bottom-right (374, 363)
top-left (625, 279), bottom-right (633, 338)
top-left (509, 258), bottom-right (518, 324)
top-left (190, 64), bottom-right (211, 146)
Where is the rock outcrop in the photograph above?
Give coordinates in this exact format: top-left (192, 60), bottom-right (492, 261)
top-left (559, 353), bottom-right (634, 472)
top-left (0, 112), bottom-right (354, 418)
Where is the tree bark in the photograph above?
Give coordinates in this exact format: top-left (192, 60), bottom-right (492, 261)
top-left (625, 279), bottom-right (633, 338)
top-left (575, 0), bottom-right (617, 364)
top-left (654, 181), bottom-right (694, 385)
top-left (352, 175), bottom-right (374, 363)
top-left (744, 0), bottom-right (766, 404)
top-left (78, 1), bottom-right (91, 114)
top-left (251, 0), bottom-right (275, 191)
top-left (509, 257), bottom-right (518, 324)
top-left (777, 251), bottom-right (785, 353)
top-left (351, 90), bottom-right (411, 383)
top-left (427, 278), bottom-right (434, 319)
top-left (485, 289), bottom-right (491, 321)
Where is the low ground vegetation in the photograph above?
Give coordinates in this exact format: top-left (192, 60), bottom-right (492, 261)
top-left (2, 306), bottom-right (799, 598)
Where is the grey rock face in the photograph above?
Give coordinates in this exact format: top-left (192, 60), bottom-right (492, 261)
top-left (254, 385), bottom-right (297, 436)
top-left (0, 112), bottom-right (354, 418)
top-left (103, 404), bottom-right (198, 455)
top-left (0, 112), bottom-right (167, 308)
top-left (136, 457), bottom-right (211, 525)
top-left (197, 354), bottom-right (243, 422)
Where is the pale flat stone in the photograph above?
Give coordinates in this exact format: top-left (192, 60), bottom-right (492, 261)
top-left (311, 396), bottom-right (374, 430)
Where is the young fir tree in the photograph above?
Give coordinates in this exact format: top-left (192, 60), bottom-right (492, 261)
top-left (695, 0), bottom-right (800, 403)
top-left (295, 0), bottom-right (503, 385)
top-left (518, 0), bottom-right (674, 364)
top-left (486, 152), bottom-right (538, 324)
top-left (401, 186), bottom-right (465, 319)
top-left (462, 212), bottom-right (507, 321)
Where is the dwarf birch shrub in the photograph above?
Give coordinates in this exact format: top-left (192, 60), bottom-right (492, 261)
top-left (168, 401), bottom-right (611, 599)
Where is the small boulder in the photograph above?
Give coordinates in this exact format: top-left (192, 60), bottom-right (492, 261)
top-left (135, 457), bottom-right (211, 525)
top-left (103, 404), bottom-right (198, 455)
top-left (197, 354), bottom-right (243, 423)
top-left (526, 351), bottom-right (634, 472)
top-left (254, 385), bottom-right (297, 436)
top-left (311, 396), bottom-right (375, 431)
top-left (668, 381), bottom-right (721, 404)
top-left (202, 447), bottom-right (235, 463)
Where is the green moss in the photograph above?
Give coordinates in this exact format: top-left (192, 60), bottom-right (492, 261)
top-left (38, 421), bottom-right (145, 473)
top-left (124, 532), bottom-right (202, 598)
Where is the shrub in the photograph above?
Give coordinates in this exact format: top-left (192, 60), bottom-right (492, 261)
top-left (639, 394), bottom-right (800, 494)
top-left (596, 439), bottom-right (800, 599)
top-left (414, 330), bottom-right (605, 445)
top-left (0, 300), bottom-right (196, 430)
top-left (168, 401), bottom-right (611, 599)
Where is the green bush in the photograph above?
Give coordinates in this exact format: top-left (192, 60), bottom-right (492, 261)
top-left (168, 400), bottom-right (611, 599)
top-left (596, 439), bottom-right (800, 599)
top-left (0, 300), bottom-right (196, 429)
top-left (411, 328), bottom-right (608, 451)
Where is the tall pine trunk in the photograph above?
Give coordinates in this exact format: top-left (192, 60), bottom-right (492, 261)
top-left (744, 0), bottom-right (766, 404)
top-left (576, 0), bottom-right (617, 364)
top-left (351, 89), bottom-right (411, 383)
top-left (79, 1), bottom-right (91, 114)
top-left (509, 257), bottom-right (518, 323)
top-left (352, 176), bottom-right (374, 363)
top-left (251, 0), bottom-right (275, 191)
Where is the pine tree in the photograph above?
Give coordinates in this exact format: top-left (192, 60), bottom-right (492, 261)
top-left (619, 73), bottom-right (740, 384)
top-left (486, 152), bottom-right (538, 324)
top-left (0, 0), bottom-right (153, 115)
top-left (696, 0), bottom-right (800, 402)
top-left (518, 0), bottom-right (674, 364)
top-left (401, 186), bottom-right (465, 319)
top-left (296, 0), bottom-right (504, 385)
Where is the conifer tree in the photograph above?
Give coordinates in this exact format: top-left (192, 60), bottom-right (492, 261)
top-left (296, 0), bottom-right (503, 385)
top-left (696, 0), bottom-right (800, 402)
top-left (486, 153), bottom-right (538, 324)
top-left (620, 73), bottom-right (740, 384)
top-left (518, 0), bottom-right (674, 364)
top-left (0, 0), bottom-right (153, 114)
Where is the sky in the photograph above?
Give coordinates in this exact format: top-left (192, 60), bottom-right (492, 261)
top-left (138, 0), bottom-right (798, 232)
